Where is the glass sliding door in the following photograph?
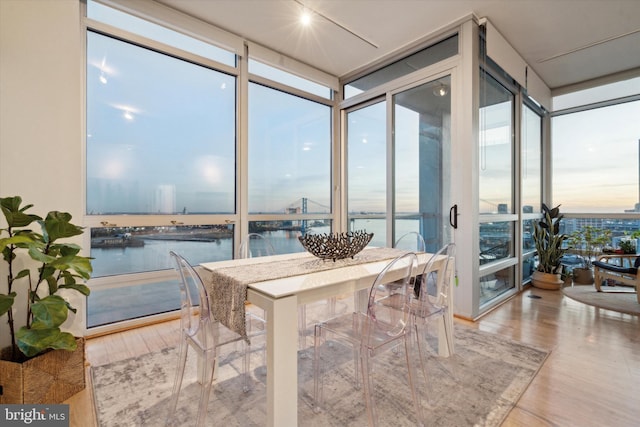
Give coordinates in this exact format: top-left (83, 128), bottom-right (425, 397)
top-left (521, 103), bottom-right (543, 283)
top-left (393, 77), bottom-right (452, 252)
top-left (346, 101), bottom-right (387, 247)
top-left (478, 70), bottom-right (516, 306)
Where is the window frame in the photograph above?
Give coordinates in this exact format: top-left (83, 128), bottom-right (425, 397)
top-left (83, 2), bottom-right (335, 334)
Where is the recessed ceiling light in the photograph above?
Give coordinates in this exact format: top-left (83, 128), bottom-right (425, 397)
top-left (300, 9), bottom-right (311, 26)
top-left (293, 0), bottom-right (378, 48)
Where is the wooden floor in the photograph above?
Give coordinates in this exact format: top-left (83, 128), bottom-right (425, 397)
top-left (67, 286), bottom-right (640, 427)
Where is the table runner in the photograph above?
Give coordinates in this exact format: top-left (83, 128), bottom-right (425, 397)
top-left (201, 247), bottom-right (408, 341)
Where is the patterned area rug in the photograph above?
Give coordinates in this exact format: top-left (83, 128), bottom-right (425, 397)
top-left (91, 325), bottom-right (548, 427)
top-left (563, 285), bottom-right (639, 315)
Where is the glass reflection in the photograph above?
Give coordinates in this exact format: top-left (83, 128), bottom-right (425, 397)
top-left (248, 83), bottom-right (331, 214)
top-left (393, 76), bottom-right (451, 252)
top-left (480, 265), bottom-right (514, 306)
top-left (479, 72), bottom-right (513, 214)
top-left (479, 221), bottom-right (513, 265)
top-left (347, 101), bottom-right (387, 244)
top-left (86, 32), bottom-right (236, 214)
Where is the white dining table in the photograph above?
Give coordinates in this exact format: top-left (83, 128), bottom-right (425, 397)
top-left (201, 248), bottom-right (454, 427)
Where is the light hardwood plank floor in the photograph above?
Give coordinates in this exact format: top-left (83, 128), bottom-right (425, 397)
top-left (68, 287), bottom-right (640, 427)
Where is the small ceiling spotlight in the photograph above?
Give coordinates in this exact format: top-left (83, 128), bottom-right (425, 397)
top-left (300, 8), bottom-right (312, 26)
top-left (99, 73), bottom-right (108, 84)
top-left (123, 111), bottom-right (134, 121)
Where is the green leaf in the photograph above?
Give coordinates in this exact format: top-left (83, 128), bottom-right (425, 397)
top-left (0, 235), bottom-right (35, 254)
top-left (49, 254), bottom-right (93, 280)
top-left (41, 211), bottom-right (83, 243)
top-left (30, 295), bottom-right (68, 329)
top-left (16, 327), bottom-right (77, 358)
top-left (0, 196), bottom-right (41, 228)
top-left (57, 243), bottom-right (81, 257)
top-left (59, 283), bottom-right (91, 296)
top-left (0, 292), bottom-right (17, 316)
top-left (14, 268), bottom-right (30, 280)
top-left (45, 275), bottom-right (59, 295)
top-left (28, 246), bottom-right (55, 263)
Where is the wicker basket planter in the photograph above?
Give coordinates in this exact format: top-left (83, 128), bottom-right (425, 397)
top-left (0, 338), bottom-right (86, 404)
top-left (531, 271), bottom-right (563, 290)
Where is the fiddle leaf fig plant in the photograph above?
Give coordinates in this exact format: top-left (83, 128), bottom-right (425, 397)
top-left (0, 196), bottom-right (92, 361)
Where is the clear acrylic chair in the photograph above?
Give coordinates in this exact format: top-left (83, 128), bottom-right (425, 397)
top-left (238, 233), bottom-right (276, 259)
top-left (394, 231), bottom-right (426, 253)
top-left (296, 230), bottom-right (345, 354)
top-left (411, 243), bottom-right (456, 390)
top-left (313, 252), bottom-right (423, 427)
top-left (166, 251), bottom-right (265, 427)
top-left (392, 231), bottom-right (427, 298)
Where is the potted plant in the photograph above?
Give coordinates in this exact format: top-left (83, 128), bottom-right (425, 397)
top-left (0, 196), bottom-right (92, 403)
top-left (618, 238), bottom-right (637, 254)
top-left (531, 203), bottom-right (567, 290)
top-left (566, 225), bottom-right (611, 285)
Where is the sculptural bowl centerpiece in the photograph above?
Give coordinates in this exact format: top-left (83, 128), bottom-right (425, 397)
top-left (298, 230), bottom-right (373, 261)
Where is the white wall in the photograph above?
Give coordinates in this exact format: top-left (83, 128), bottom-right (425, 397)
top-left (0, 0), bottom-right (85, 346)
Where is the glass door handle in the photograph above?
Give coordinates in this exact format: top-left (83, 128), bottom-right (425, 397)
top-left (449, 204), bottom-right (458, 229)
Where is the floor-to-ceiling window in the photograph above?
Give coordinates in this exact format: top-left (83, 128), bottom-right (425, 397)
top-left (247, 79), bottom-right (333, 250)
top-left (345, 75), bottom-right (453, 251)
top-left (84, 1), bottom-right (333, 331)
top-left (393, 77), bottom-right (452, 252)
top-left (552, 77), bottom-right (640, 265)
top-left (346, 100), bottom-right (387, 247)
top-left (478, 66), bottom-right (517, 307)
top-left (521, 102), bottom-right (543, 283)
top-left (344, 35), bottom-right (458, 249)
top-left (85, 5), bottom-right (239, 328)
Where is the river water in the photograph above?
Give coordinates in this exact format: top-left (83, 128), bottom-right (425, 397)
top-left (91, 220), bottom-right (420, 277)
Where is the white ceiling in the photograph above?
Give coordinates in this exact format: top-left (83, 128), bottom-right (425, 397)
top-left (156, 0), bottom-right (640, 90)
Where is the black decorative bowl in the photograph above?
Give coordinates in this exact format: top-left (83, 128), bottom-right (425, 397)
top-left (298, 230), bottom-right (374, 261)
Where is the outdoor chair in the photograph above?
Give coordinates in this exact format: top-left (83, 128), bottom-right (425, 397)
top-left (592, 254), bottom-right (640, 303)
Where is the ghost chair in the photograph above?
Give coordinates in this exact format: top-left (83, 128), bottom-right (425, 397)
top-left (411, 243), bottom-right (457, 398)
top-left (313, 252), bottom-right (424, 427)
top-left (166, 251), bottom-right (265, 427)
top-left (394, 231), bottom-right (427, 253)
top-left (237, 233), bottom-right (276, 259)
top-left (393, 231), bottom-right (427, 297)
top-left (297, 230), bottom-right (347, 355)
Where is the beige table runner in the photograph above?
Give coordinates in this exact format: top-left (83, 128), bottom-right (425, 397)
top-left (201, 247), bottom-right (407, 341)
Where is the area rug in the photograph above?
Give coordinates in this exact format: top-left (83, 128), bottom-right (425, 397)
top-left (91, 326), bottom-right (549, 427)
top-left (563, 285), bottom-right (639, 315)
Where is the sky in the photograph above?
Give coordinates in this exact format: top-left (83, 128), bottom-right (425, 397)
top-left (552, 99), bottom-right (640, 213)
